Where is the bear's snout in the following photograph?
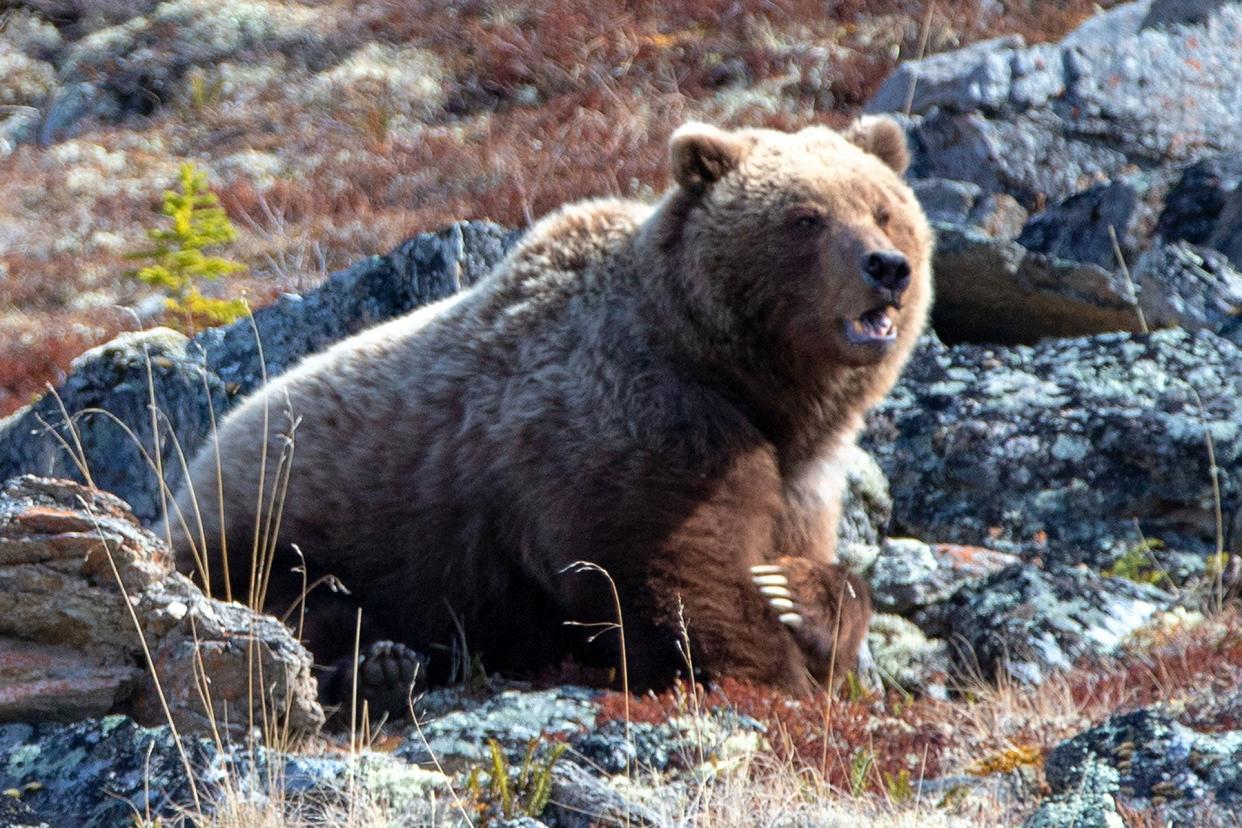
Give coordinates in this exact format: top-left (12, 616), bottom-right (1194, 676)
top-left (861, 250), bottom-right (911, 296)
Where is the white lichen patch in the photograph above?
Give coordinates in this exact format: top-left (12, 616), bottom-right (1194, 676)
top-left (305, 43), bottom-right (446, 120)
top-left (0, 47), bottom-right (56, 107)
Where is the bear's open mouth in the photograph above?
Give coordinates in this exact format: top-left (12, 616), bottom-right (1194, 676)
top-left (844, 307), bottom-right (897, 345)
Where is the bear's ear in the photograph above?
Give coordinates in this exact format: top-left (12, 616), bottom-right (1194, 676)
top-left (843, 116), bottom-right (909, 175)
top-left (670, 122), bottom-right (746, 194)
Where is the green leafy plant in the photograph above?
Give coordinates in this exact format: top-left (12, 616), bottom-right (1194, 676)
top-left (128, 162), bottom-right (248, 330)
top-left (465, 737), bottom-right (568, 821)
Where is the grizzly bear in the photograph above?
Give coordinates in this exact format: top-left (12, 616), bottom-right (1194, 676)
top-left (166, 117), bottom-right (933, 713)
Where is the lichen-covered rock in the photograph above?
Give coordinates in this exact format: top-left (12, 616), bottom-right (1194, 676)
top-left (0, 476), bottom-right (323, 738)
top-left (921, 564), bottom-right (1165, 685)
top-left (871, 2), bottom-right (1242, 209)
top-left (196, 220), bottom-right (519, 397)
top-left (1134, 242), bottom-right (1242, 340)
top-left (1016, 171), bottom-right (1173, 271)
top-left (1023, 756), bottom-right (1125, 828)
top-left (836, 444), bottom-right (893, 567)
top-left (398, 686), bottom-right (600, 770)
top-left (866, 613), bottom-right (951, 698)
top-left (570, 710), bottom-right (766, 776)
top-left (865, 538), bottom-right (1018, 615)
top-left (0, 221), bottom-right (518, 525)
top-left (1040, 707), bottom-right (1242, 825)
top-left (0, 715), bottom-right (448, 828)
top-left (863, 329), bottom-right (1242, 568)
top-left (1154, 153), bottom-right (1242, 253)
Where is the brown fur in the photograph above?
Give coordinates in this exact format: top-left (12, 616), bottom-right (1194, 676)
top-left (167, 119), bottom-right (933, 696)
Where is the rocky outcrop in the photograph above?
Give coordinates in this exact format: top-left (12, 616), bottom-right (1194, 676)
top-left (880, 2), bottom-right (1242, 346)
top-left (863, 328), bottom-right (1242, 571)
top-left (918, 565), bottom-right (1166, 685)
top-left (865, 538), bottom-right (1017, 616)
top-left (0, 221), bottom-right (518, 524)
top-left (1029, 706), bottom-right (1242, 826)
top-left (869, 1), bottom-right (1242, 209)
top-left (0, 475), bottom-right (322, 738)
top-left (0, 715), bottom-right (448, 828)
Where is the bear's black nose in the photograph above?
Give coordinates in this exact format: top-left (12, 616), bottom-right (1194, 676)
top-left (863, 250), bottom-right (911, 293)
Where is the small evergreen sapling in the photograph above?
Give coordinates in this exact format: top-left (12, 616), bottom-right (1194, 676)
top-left (128, 162), bottom-right (248, 329)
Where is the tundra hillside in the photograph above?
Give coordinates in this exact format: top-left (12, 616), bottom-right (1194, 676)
top-left (0, 1), bottom-right (1241, 827)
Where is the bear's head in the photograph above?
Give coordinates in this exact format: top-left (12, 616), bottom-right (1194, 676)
top-left (664, 118), bottom-right (933, 372)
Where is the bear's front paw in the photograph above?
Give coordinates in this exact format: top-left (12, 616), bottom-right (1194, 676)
top-left (325, 640), bottom-right (430, 720)
top-left (749, 558), bottom-right (871, 685)
top-left (749, 562), bottom-right (807, 629)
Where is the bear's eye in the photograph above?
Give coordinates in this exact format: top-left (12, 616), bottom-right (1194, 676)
top-left (875, 206), bottom-right (891, 228)
top-left (790, 210), bottom-right (825, 231)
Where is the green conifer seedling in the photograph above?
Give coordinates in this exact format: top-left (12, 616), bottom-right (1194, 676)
top-left (128, 162), bottom-right (248, 329)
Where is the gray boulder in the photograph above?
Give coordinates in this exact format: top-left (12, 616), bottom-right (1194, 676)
top-left (865, 538), bottom-right (1017, 616)
top-left (922, 564), bottom-right (1165, 686)
top-left (1154, 153), bottom-right (1242, 252)
top-left (1016, 172), bottom-right (1172, 271)
top-left (1134, 242), bottom-right (1242, 340)
top-left (928, 158), bottom-right (1242, 345)
top-left (863, 329), bottom-right (1242, 569)
top-left (873, 1), bottom-right (1242, 209)
top-left (0, 221), bottom-right (518, 524)
top-left (1039, 707), bottom-right (1242, 825)
top-left (930, 222), bottom-right (1144, 344)
top-left (1023, 757), bottom-right (1126, 828)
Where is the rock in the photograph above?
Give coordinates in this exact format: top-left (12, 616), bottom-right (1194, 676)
top-left (912, 178), bottom-right (984, 225)
top-left (0, 221), bottom-right (518, 525)
top-left (866, 36), bottom-right (1062, 117)
top-left (0, 476), bottom-right (323, 738)
top-left (865, 538), bottom-right (1018, 615)
top-left (198, 220), bottom-right (519, 397)
top-left (1023, 756), bottom-right (1125, 828)
top-left (1133, 242), bottom-right (1242, 339)
top-left (0, 715), bottom-right (448, 828)
top-left (1211, 186), bottom-right (1242, 271)
top-left (398, 686), bottom-right (600, 770)
top-left (873, 2), bottom-right (1242, 209)
top-left (1042, 707), bottom-right (1242, 824)
top-left (0, 798), bottom-right (51, 828)
top-left (866, 613), bottom-right (951, 698)
top-left (930, 221), bottom-right (1145, 345)
top-left (863, 329), bottom-right (1242, 568)
top-left (1154, 153), bottom-right (1242, 251)
top-left (923, 564), bottom-right (1165, 685)
top-left (547, 761), bottom-right (663, 828)
top-left (836, 444), bottom-right (893, 567)
top-left (0, 716), bottom-right (208, 828)
top-left (932, 160), bottom-right (1242, 345)
top-left (1142, 0), bottom-right (1234, 30)
top-left (569, 710), bottom-right (766, 776)
top-left (1016, 172), bottom-right (1172, 271)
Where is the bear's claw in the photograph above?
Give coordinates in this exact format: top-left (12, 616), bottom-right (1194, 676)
top-left (750, 564), bottom-right (805, 627)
